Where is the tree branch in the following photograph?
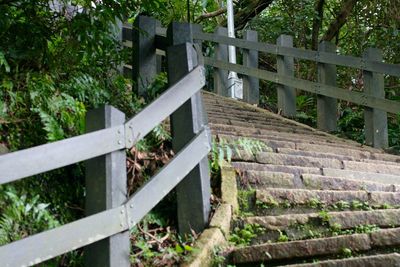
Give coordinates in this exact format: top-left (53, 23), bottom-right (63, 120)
top-left (195, 7), bottom-right (226, 22)
top-left (322, 0), bottom-right (358, 42)
top-left (233, 0), bottom-right (275, 30)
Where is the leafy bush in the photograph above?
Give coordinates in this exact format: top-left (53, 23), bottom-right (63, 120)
top-left (0, 186), bottom-right (59, 245)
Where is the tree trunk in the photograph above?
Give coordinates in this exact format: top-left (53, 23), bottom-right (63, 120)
top-left (311, 0), bottom-right (325, 50)
top-left (322, 0), bottom-right (358, 42)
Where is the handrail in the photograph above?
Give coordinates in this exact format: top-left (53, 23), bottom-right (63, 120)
top-left (204, 57), bottom-right (400, 114)
top-left (0, 17), bottom-right (212, 267)
top-left (194, 31), bottom-right (400, 77)
top-left (0, 66), bottom-right (205, 185)
top-left (124, 66), bottom-right (205, 147)
top-left (0, 129), bottom-right (211, 267)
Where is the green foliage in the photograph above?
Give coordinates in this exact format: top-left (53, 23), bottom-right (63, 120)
top-left (256, 197), bottom-right (279, 209)
top-left (354, 224), bottom-right (379, 234)
top-left (0, 186), bottom-right (59, 245)
top-left (336, 107), bottom-right (365, 144)
top-left (248, 0), bottom-right (400, 151)
top-left (237, 189), bottom-right (256, 214)
top-left (307, 197), bottom-right (323, 209)
top-left (142, 0), bottom-right (221, 30)
top-left (210, 137), bottom-right (267, 172)
top-left (295, 94), bottom-right (317, 126)
top-left (388, 115), bottom-right (400, 151)
top-left (0, 2), bottom-right (172, 266)
top-left (130, 211), bottom-right (197, 266)
top-left (212, 246), bottom-right (227, 267)
top-left (318, 210), bottom-right (331, 224)
top-left (229, 223), bottom-right (265, 246)
top-left (277, 230), bottom-right (289, 242)
top-left (340, 247), bottom-right (353, 258)
top-left (351, 200), bottom-right (371, 211)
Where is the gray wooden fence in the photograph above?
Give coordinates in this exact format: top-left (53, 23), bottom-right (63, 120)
top-left (0, 29), bottom-right (211, 266)
top-left (197, 29), bottom-right (399, 149)
top-left (123, 16), bottom-right (400, 149)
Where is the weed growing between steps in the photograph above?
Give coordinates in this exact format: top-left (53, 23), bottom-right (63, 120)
top-left (210, 137), bottom-right (268, 174)
top-left (229, 224), bottom-right (266, 246)
top-left (231, 186), bottom-right (400, 247)
top-left (129, 211), bottom-right (198, 266)
top-left (128, 128), bottom-right (270, 265)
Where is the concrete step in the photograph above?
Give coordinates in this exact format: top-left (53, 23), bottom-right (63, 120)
top-left (241, 171), bottom-right (397, 192)
top-left (343, 160), bottom-right (400, 176)
top-left (230, 233), bottom-right (371, 264)
top-left (245, 209), bottom-right (400, 231)
top-left (217, 133), bottom-right (296, 150)
top-left (209, 118), bottom-right (318, 135)
top-left (207, 111), bottom-right (297, 127)
top-left (230, 228), bottom-right (400, 265)
top-left (301, 174), bottom-right (398, 192)
top-left (207, 112), bottom-right (302, 128)
top-left (256, 152), bottom-right (342, 169)
top-left (232, 162), bottom-right (322, 176)
top-left (296, 143), bottom-right (372, 159)
top-left (256, 188), bottom-right (400, 207)
top-left (215, 131), bottom-right (358, 151)
top-left (360, 158), bottom-right (400, 166)
top-left (322, 168), bottom-right (400, 185)
top-left (210, 123), bottom-right (355, 146)
top-left (241, 170), bottom-right (296, 189)
top-left (371, 152), bottom-right (400, 163)
top-left (283, 253), bottom-right (400, 267)
top-left (277, 148), bottom-right (355, 161)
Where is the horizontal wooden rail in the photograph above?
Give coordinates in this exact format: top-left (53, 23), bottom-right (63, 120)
top-left (0, 66), bottom-right (205, 185)
top-left (0, 206), bottom-right (127, 267)
top-left (204, 57), bottom-right (400, 114)
top-left (0, 125), bottom-right (125, 184)
top-left (195, 31), bottom-right (400, 77)
top-left (122, 24), bottom-right (166, 38)
top-left (122, 24), bottom-right (167, 51)
top-left (125, 128), bottom-right (211, 227)
top-left (124, 65), bottom-right (205, 147)
top-left (0, 129), bottom-right (211, 267)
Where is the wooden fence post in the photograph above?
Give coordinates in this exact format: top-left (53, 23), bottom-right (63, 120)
top-left (84, 106), bottom-right (130, 267)
top-left (277, 35), bottom-right (296, 117)
top-left (167, 22), bottom-right (211, 235)
top-left (214, 27), bottom-right (229, 97)
top-left (133, 16), bottom-right (157, 96)
top-left (156, 20), bottom-right (163, 74)
top-left (243, 30), bottom-right (259, 104)
top-left (317, 41), bottom-right (338, 132)
top-left (363, 48), bottom-right (388, 148)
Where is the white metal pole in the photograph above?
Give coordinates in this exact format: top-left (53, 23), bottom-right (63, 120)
top-left (227, 0), bottom-right (237, 64)
top-left (226, 0), bottom-right (242, 99)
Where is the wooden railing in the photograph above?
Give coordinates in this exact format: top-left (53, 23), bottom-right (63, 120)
top-left (197, 28), bottom-right (400, 149)
top-left (125, 16), bottom-right (400, 149)
top-left (0, 36), bottom-right (211, 266)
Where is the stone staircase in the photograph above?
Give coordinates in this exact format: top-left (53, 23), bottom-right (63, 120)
top-left (203, 92), bottom-right (400, 266)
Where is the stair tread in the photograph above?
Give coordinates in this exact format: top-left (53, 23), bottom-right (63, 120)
top-left (301, 174), bottom-right (398, 192)
top-left (245, 209), bottom-right (400, 230)
top-left (282, 253), bottom-right (400, 267)
top-left (231, 228), bottom-right (400, 264)
top-left (256, 152), bottom-right (342, 169)
top-left (256, 188), bottom-right (400, 206)
top-left (231, 233), bottom-right (371, 264)
top-left (322, 168), bottom-right (400, 184)
top-left (203, 91), bottom-right (400, 266)
top-left (242, 171), bottom-right (397, 192)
